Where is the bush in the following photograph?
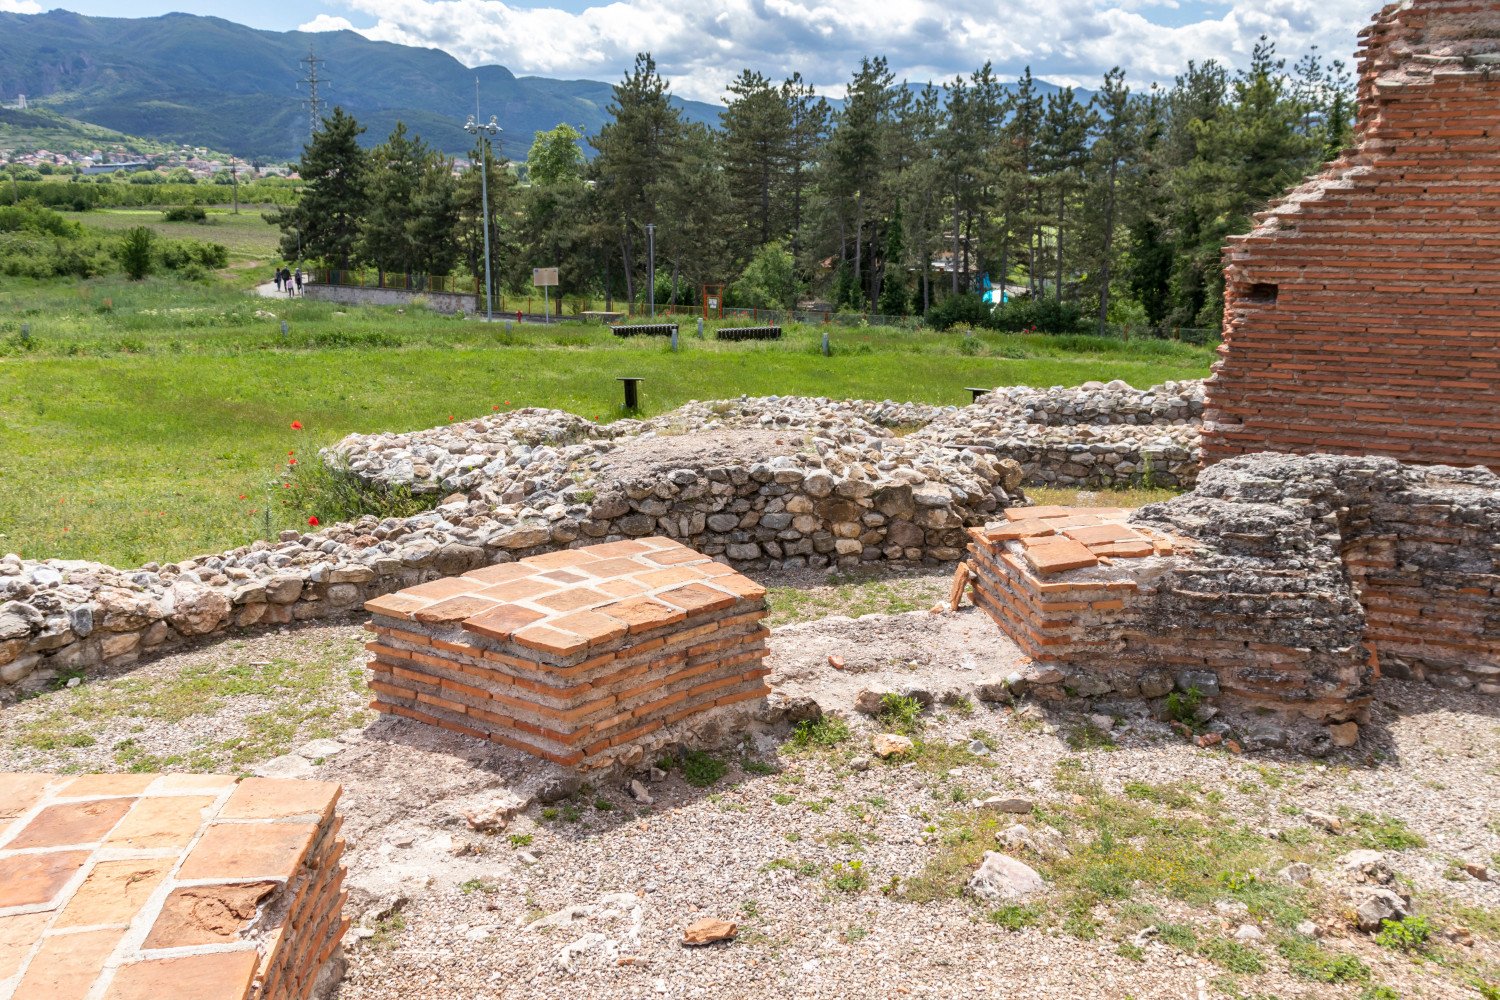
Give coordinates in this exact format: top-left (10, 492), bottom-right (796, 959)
top-left (162, 205), bottom-right (208, 222)
top-left (116, 226), bottom-right (155, 280)
top-left (991, 296), bottom-right (1089, 334)
top-left (925, 294), bottom-right (993, 331)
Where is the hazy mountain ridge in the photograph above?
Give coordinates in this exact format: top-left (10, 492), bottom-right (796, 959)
top-left (0, 10), bottom-right (1091, 162)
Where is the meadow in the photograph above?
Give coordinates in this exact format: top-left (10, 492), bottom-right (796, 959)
top-left (0, 209), bottom-right (1214, 569)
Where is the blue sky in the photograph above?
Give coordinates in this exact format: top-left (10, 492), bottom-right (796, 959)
top-left (13, 0), bottom-right (1371, 102)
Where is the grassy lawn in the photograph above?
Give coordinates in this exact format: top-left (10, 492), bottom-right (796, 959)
top-left (79, 207), bottom-right (286, 264)
top-left (0, 275), bottom-right (1214, 568)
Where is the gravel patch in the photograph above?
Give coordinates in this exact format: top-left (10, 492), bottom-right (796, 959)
top-left (0, 587), bottom-right (1494, 1000)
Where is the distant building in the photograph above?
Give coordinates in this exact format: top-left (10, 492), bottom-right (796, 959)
top-left (80, 161), bottom-right (151, 175)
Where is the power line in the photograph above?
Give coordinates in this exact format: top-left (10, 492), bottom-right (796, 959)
top-left (299, 50), bottom-right (326, 139)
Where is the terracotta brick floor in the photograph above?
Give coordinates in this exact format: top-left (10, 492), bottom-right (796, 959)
top-left (0, 774), bottom-right (346, 1000)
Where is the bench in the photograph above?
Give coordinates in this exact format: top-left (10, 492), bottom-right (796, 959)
top-left (715, 326), bottom-right (783, 342)
top-left (611, 323), bottom-right (679, 338)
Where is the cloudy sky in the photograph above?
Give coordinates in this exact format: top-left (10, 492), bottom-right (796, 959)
top-left (21, 0), bottom-right (1373, 102)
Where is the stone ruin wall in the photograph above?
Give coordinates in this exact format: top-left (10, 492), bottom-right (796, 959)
top-left (0, 384), bottom-right (1203, 697)
top-left (965, 454), bottom-right (1500, 740)
top-left (1204, 0), bottom-right (1500, 470)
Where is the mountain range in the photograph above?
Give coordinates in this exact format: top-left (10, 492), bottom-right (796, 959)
top-left (0, 10), bottom-right (727, 161)
top-left (0, 10), bottom-right (1086, 163)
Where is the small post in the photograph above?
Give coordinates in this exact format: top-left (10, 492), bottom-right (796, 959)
top-left (617, 377), bottom-right (643, 411)
top-left (543, 286), bottom-right (550, 324)
top-left (696, 316), bottom-right (704, 339)
top-left (280, 321), bottom-right (288, 339)
top-left (505, 320), bottom-right (512, 335)
top-left (965, 387), bottom-right (990, 404)
top-left (670, 327), bottom-right (679, 352)
top-left (20, 323), bottom-right (30, 346)
top-left (821, 331), bottom-right (830, 357)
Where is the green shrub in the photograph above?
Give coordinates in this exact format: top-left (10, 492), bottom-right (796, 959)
top-left (117, 225), bottom-right (155, 280)
top-left (827, 860), bottom-right (868, 893)
top-left (1374, 914), bottom-right (1432, 952)
top-left (788, 715), bottom-right (851, 750)
top-left (681, 750), bottom-right (726, 788)
top-left (162, 205), bottom-right (208, 222)
top-left (990, 297), bottom-right (1089, 334)
top-left (925, 294), bottom-right (993, 331)
top-left (878, 693), bottom-right (924, 735)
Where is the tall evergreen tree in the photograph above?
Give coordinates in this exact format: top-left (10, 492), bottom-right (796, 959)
top-left (721, 70), bottom-right (793, 261)
top-left (592, 53), bottom-right (685, 305)
top-left (272, 106), bottom-right (366, 268)
top-left (362, 121), bottom-right (430, 275)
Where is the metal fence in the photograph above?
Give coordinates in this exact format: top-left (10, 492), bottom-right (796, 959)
top-left (311, 268), bottom-right (479, 295)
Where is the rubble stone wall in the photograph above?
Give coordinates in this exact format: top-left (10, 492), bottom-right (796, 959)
top-left (1204, 0), bottom-right (1500, 470)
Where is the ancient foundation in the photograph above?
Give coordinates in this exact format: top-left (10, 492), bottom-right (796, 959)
top-left (0, 773), bottom-right (347, 1000)
top-left (1204, 0), bottom-right (1500, 470)
top-left (364, 537), bottom-right (771, 769)
top-left (964, 453), bottom-right (1500, 729)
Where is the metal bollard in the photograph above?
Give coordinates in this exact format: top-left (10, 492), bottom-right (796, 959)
top-left (671, 327), bottom-right (679, 351)
top-left (617, 376), bottom-right (643, 411)
top-left (505, 320), bottom-right (512, 335)
top-left (696, 317), bottom-right (704, 339)
top-left (280, 321), bottom-right (288, 339)
top-left (821, 332), bottom-right (830, 357)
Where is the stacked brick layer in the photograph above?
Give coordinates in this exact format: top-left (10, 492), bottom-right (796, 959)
top-left (966, 453), bottom-right (1500, 719)
top-left (1204, 0), bottom-right (1500, 471)
top-left (364, 537), bottom-right (771, 768)
top-left (0, 774), bottom-right (346, 1000)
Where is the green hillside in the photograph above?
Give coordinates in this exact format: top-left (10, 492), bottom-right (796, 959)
top-left (0, 106), bottom-right (173, 156)
top-left (0, 10), bottom-right (723, 161)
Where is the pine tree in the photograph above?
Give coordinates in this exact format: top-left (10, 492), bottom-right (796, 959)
top-left (362, 121), bottom-right (430, 275)
top-left (721, 70), bottom-right (793, 261)
top-left (272, 106), bottom-right (367, 269)
top-left (592, 53), bottom-right (685, 306)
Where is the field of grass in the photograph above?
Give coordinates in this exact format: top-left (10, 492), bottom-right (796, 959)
top-left (0, 269), bottom-right (1214, 568)
top-left (79, 207), bottom-right (284, 264)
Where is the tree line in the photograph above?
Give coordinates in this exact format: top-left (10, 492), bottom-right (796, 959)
top-left (278, 40), bottom-right (1351, 333)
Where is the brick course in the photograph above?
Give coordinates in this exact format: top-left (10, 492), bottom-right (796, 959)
top-left (0, 774), bottom-right (347, 1000)
top-left (1204, 0), bottom-right (1500, 470)
top-left (364, 537), bottom-right (771, 769)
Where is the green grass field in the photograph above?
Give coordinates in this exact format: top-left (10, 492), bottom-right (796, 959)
top-left (78, 207), bottom-right (285, 264)
top-left (0, 269), bottom-right (1214, 569)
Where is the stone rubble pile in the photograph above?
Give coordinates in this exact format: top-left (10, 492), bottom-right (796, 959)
top-left (919, 379), bottom-right (1204, 489)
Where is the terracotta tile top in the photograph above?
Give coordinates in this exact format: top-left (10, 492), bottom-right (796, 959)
top-left (368, 538), bottom-right (767, 656)
top-left (0, 771), bottom-right (347, 1000)
top-left (985, 506), bottom-right (1189, 571)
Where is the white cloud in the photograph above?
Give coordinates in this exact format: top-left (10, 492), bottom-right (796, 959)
top-left (327, 0), bottom-right (1373, 103)
top-left (299, 13), bottom-right (358, 31)
top-left (0, 0), bottom-right (44, 12)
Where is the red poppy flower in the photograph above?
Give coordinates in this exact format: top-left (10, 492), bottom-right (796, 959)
top-left (492, 404), bottom-right (500, 411)
top-left (288, 458), bottom-right (298, 466)
top-left (290, 420), bottom-right (303, 430)
top-left (308, 516), bottom-right (320, 527)
top-left (239, 494), bottom-right (247, 500)
top-left (282, 483), bottom-right (291, 489)
top-left (447, 414), bottom-right (455, 421)
top-left (505, 400), bottom-right (511, 406)
top-left (288, 449), bottom-right (295, 456)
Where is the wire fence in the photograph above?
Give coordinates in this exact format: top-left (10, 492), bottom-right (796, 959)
top-left (312, 268), bottom-right (479, 295)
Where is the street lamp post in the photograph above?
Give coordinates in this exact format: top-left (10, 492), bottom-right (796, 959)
top-left (464, 85), bottom-right (501, 323)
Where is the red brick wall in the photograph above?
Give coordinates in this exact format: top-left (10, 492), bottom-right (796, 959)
top-left (1203, 0), bottom-right (1500, 470)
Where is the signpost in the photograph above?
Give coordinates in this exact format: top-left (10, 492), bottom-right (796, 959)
top-left (533, 267), bottom-right (559, 324)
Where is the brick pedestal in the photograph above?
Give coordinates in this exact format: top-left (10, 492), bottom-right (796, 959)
top-left (0, 773), bottom-right (347, 1000)
top-left (965, 505), bottom-right (1372, 721)
top-left (364, 537), bottom-right (771, 769)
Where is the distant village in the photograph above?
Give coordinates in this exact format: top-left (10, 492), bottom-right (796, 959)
top-left (0, 134), bottom-right (298, 182)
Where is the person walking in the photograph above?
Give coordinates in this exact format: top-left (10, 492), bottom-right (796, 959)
top-left (273, 267), bottom-right (283, 292)
top-left (294, 267), bottom-right (303, 295)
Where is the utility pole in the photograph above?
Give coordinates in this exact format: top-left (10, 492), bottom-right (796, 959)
top-left (299, 50), bottom-right (326, 140)
top-left (646, 223), bottom-right (656, 318)
top-left (463, 78), bottom-right (501, 322)
top-left (229, 159), bottom-right (239, 214)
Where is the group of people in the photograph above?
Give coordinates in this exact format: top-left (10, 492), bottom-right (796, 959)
top-left (274, 266), bottom-right (304, 295)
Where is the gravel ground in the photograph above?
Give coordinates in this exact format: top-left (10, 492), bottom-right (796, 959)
top-left (1, 570), bottom-right (1495, 1000)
